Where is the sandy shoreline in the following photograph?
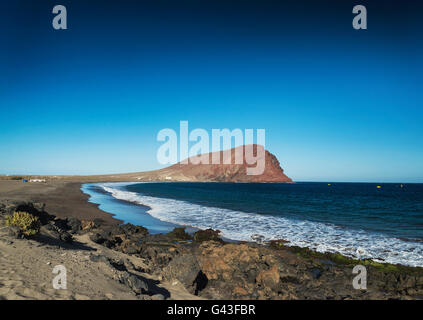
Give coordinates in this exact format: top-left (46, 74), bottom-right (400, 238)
top-left (0, 180), bottom-right (200, 300)
top-left (0, 180), bottom-right (212, 238)
top-left (1, 179), bottom-right (423, 300)
top-left (0, 180), bottom-right (122, 226)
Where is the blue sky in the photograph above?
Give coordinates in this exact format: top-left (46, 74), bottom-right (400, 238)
top-left (1, 0), bottom-right (422, 182)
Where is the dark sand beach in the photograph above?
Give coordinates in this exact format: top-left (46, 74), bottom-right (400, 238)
top-left (0, 180), bottom-right (121, 225)
top-left (0, 179), bottom-right (199, 300)
top-left (1, 178), bottom-right (423, 300)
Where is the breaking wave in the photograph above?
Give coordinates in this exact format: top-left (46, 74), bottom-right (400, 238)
top-left (97, 182), bottom-right (423, 267)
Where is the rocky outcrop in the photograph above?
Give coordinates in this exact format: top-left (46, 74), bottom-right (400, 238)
top-left (162, 254), bottom-right (206, 295)
top-left (1, 145), bottom-right (292, 183)
top-left (85, 221), bottom-right (423, 300)
top-left (132, 145), bottom-right (293, 183)
top-left (2, 201), bottom-right (423, 300)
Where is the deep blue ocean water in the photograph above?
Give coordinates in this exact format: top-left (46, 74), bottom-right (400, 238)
top-left (82, 182), bottom-right (423, 267)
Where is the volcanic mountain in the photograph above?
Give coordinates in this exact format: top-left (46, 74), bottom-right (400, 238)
top-left (3, 145), bottom-right (293, 183)
top-left (134, 145), bottom-right (293, 183)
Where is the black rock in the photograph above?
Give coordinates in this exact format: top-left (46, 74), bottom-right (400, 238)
top-left (111, 224), bottom-right (149, 237)
top-left (162, 254), bottom-right (206, 295)
top-left (123, 244), bottom-right (139, 255)
top-left (90, 255), bottom-right (128, 272)
top-left (44, 223), bottom-right (56, 231)
top-left (168, 227), bottom-right (193, 241)
top-left (59, 231), bottom-right (73, 243)
top-left (51, 218), bottom-right (68, 231)
top-left (89, 255), bottom-right (110, 263)
top-left (193, 229), bottom-right (223, 243)
top-left (311, 268), bottom-right (323, 280)
top-left (90, 232), bottom-right (107, 244)
top-left (103, 240), bottom-right (115, 248)
top-left (39, 225), bottom-right (73, 244)
top-left (32, 203), bottom-right (46, 213)
top-left (119, 272), bottom-right (149, 294)
top-left (66, 217), bottom-right (82, 233)
top-left (109, 259), bottom-right (127, 271)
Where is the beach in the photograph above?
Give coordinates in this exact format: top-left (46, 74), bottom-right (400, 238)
top-left (1, 178), bottom-right (423, 300)
top-left (87, 181), bottom-right (423, 267)
top-left (0, 180), bottom-right (121, 225)
top-left (0, 180), bottom-right (200, 300)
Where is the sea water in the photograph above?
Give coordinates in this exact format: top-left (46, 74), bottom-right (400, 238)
top-left (82, 182), bottom-right (423, 267)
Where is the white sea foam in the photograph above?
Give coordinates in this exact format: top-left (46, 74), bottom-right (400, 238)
top-left (98, 182), bottom-right (423, 267)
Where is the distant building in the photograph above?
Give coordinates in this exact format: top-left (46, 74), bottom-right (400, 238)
top-left (165, 176), bottom-right (172, 180)
top-left (29, 179), bottom-right (46, 183)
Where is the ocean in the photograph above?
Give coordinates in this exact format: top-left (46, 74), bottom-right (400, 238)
top-left (81, 182), bottom-right (423, 267)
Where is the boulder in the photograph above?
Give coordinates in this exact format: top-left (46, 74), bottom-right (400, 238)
top-left (120, 240), bottom-right (140, 255)
top-left (90, 232), bottom-right (108, 244)
top-left (66, 217), bottom-right (82, 233)
top-left (90, 255), bottom-right (128, 271)
top-left (51, 218), bottom-right (68, 231)
top-left (111, 224), bottom-right (148, 237)
top-left (59, 231), bottom-right (73, 243)
top-left (168, 227), bottom-right (193, 241)
top-left (40, 224), bottom-right (73, 244)
top-left (193, 229), bottom-right (223, 243)
top-left (119, 272), bottom-right (149, 295)
top-left (89, 255), bottom-right (110, 264)
top-left (162, 254), bottom-right (206, 294)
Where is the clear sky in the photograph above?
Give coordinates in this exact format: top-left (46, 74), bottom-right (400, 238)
top-left (1, 0), bottom-right (422, 182)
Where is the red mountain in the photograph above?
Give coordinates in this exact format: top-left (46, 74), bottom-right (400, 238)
top-left (143, 145), bottom-right (293, 183)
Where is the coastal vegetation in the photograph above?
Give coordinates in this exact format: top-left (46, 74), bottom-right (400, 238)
top-left (168, 227), bottom-right (193, 240)
top-left (5, 211), bottom-right (40, 236)
top-left (193, 229), bottom-right (223, 243)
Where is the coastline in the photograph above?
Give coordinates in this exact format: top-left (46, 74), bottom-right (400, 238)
top-left (87, 181), bottom-right (423, 268)
top-left (1, 179), bottom-right (423, 299)
top-left (3, 179), bottom-right (423, 268)
top-left (0, 180), bottom-right (123, 226)
top-left (82, 182), bottom-right (239, 242)
top-left (81, 182), bottom-right (183, 234)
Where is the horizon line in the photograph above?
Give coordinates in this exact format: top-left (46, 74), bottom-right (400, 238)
top-left (0, 173), bottom-right (422, 184)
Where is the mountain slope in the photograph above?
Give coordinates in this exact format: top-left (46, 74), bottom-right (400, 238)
top-left (0, 145), bottom-right (293, 183)
top-left (140, 145), bottom-right (292, 183)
